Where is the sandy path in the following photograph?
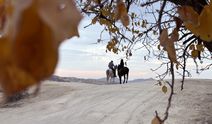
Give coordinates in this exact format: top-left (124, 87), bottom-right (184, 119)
top-left (0, 79), bottom-right (211, 124)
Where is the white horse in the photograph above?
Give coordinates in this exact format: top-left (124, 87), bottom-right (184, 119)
top-left (106, 68), bottom-right (115, 83)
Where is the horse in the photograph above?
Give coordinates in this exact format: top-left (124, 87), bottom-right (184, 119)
top-left (106, 65), bottom-right (117, 83)
top-left (117, 66), bottom-right (129, 84)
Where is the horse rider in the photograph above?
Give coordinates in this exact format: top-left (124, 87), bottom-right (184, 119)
top-left (108, 60), bottom-right (116, 77)
top-left (119, 59), bottom-right (124, 69)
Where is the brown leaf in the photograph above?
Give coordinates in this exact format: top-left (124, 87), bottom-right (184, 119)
top-left (191, 50), bottom-right (199, 59)
top-left (92, 16), bottom-right (98, 24)
top-left (0, 0), bottom-right (6, 30)
top-left (195, 4), bottom-right (212, 42)
top-left (178, 4), bottom-right (212, 42)
top-left (166, 39), bottom-right (177, 63)
top-left (196, 44), bottom-right (204, 52)
top-left (37, 0), bottom-right (83, 43)
top-left (162, 85), bottom-right (168, 94)
top-left (170, 28), bottom-right (179, 42)
top-left (0, 0), bottom-right (82, 97)
top-left (159, 29), bottom-right (168, 47)
top-left (115, 0), bottom-right (127, 20)
top-left (151, 116), bottom-right (160, 124)
top-left (174, 16), bottom-right (183, 30)
top-left (177, 6), bottom-right (199, 26)
top-left (120, 14), bottom-right (129, 27)
top-left (115, 0), bottom-right (129, 27)
top-left (0, 64), bottom-right (37, 96)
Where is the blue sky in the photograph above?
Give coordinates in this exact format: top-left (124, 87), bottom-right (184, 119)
top-left (54, 18), bottom-right (212, 80)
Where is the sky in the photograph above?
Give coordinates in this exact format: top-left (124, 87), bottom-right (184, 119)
top-left (54, 18), bottom-right (212, 80)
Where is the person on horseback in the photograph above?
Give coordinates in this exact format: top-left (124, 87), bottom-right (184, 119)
top-left (108, 60), bottom-right (116, 77)
top-left (117, 59), bottom-right (129, 84)
top-left (119, 59), bottom-right (124, 69)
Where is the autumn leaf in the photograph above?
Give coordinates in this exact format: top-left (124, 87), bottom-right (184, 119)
top-left (141, 20), bottom-right (147, 28)
top-left (174, 16), bottom-right (183, 30)
top-left (121, 14), bottom-right (129, 27)
top-left (159, 29), bottom-right (168, 47)
top-left (196, 44), bottom-right (204, 52)
top-left (166, 39), bottom-right (177, 63)
top-left (178, 3), bottom-right (212, 42)
top-left (177, 6), bottom-right (199, 26)
top-left (162, 85), bottom-right (168, 94)
top-left (0, 64), bottom-right (37, 96)
top-left (0, 0), bottom-right (82, 97)
top-left (151, 116), bottom-right (160, 124)
top-left (170, 28), bottom-right (179, 42)
top-left (115, 0), bottom-right (129, 27)
top-left (92, 16), bottom-right (98, 24)
top-left (195, 4), bottom-right (212, 42)
top-left (115, 0), bottom-right (127, 20)
top-left (37, 0), bottom-right (83, 43)
top-left (191, 50), bottom-right (199, 59)
top-left (0, 0), bottom-right (6, 30)
top-left (159, 29), bottom-right (177, 63)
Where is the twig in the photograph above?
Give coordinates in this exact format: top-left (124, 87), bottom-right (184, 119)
top-left (158, 0), bottom-right (167, 33)
top-left (181, 38), bottom-right (196, 90)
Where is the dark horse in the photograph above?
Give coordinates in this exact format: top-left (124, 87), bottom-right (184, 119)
top-left (117, 65), bottom-right (129, 84)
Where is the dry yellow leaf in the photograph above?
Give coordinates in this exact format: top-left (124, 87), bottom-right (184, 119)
top-left (166, 40), bottom-right (177, 63)
top-left (159, 29), bottom-right (177, 63)
top-left (170, 28), bottom-right (179, 42)
top-left (37, 0), bottom-right (83, 44)
top-left (191, 50), bottom-right (199, 58)
top-left (196, 5), bottom-right (212, 42)
top-left (151, 116), bottom-right (160, 124)
top-left (0, 0), bottom-right (58, 97)
top-left (92, 16), bottom-right (98, 24)
top-left (178, 4), bottom-right (212, 42)
top-left (0, 64), bottom-right (37, 97)
top-left (101, 9), bottom-right (110, 16)
top-left (0, 37), bottom-right (11, 61)
top-left (0, 0), bottom-right (4, 4)
top-left (0, 0), bottom-right (82, 97)
top-left (115, 0), bottom-right (129, 27)
top-left (177, 6), bottom-right (199, 26)
top-left (162, 85), bottom-right (168, 94)
top-left (115, 0), bottom-right (127, 20)
top-left (159, 29), bottom-right (168, 47)
top-left (0, 0), bottom-right (7, 31)
top-left (141, 20), bottom-right (147, 28)
top-left (120, 14), bottom-right (129, 27)
top-left (196, 44), bottom-right (204, 51)
top-left (174, 16), bottom-right (183, 30)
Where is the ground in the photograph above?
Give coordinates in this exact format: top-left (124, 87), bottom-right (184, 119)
top-left (0, 79), bottom-right (211, 124)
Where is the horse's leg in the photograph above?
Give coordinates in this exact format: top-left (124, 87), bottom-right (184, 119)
top-left (126, 73), bottom-right (128, 83)
top-left (123, 75), bottom-right (126, 84)
top-left (119, 75), bottom-right (122, 84)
